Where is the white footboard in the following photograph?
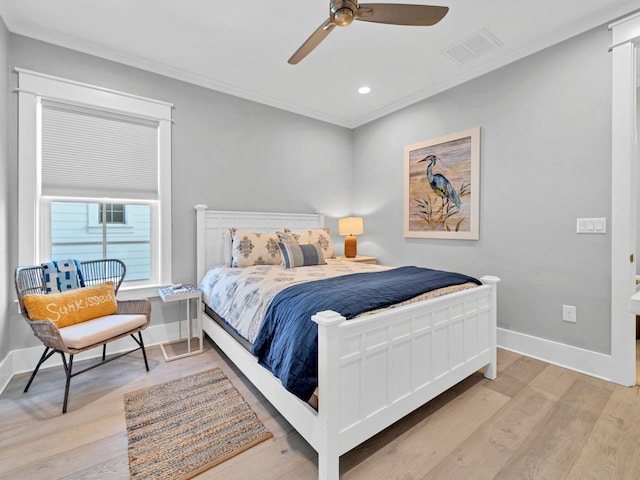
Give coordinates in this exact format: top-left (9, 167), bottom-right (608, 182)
top-left (313, 276), bottom-right (499, 480)
top-left (201, 274), bottom-right (499, 480)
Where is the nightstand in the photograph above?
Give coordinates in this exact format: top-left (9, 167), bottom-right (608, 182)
top-left (337, 255), bottom-right (377, 265)
top-left (158, 284), bottom-right (204, 361)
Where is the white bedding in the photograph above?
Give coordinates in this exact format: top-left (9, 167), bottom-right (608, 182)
top-left (200, 259), bottom-right (388, 343)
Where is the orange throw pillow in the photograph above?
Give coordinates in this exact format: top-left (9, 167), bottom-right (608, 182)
top-left (23, 282), bottom-right (118, 328)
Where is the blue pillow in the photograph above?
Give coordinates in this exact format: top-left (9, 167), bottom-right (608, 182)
top-left (278, 242), bottom-right (326, 269)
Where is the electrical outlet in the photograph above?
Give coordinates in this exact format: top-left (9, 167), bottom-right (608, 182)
top-left (562, 305), bottom-right (576, 323)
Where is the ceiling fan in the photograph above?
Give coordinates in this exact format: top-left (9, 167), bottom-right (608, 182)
top-left (288, 0), bottom-right (449, 64)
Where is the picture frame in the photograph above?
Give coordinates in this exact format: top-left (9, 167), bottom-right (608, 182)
top-left (404, 126), bottom-right (480, 239)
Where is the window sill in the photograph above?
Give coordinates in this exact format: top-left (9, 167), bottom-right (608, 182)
top-left (118, 284), bottom-right (166, 300)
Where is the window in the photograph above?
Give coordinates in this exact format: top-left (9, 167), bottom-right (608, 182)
top-left (18, 69), bottom-right (173, 293)
top-left (100, 203), bottom-right (126, 224)
top-left (48, 201), bottom-right (151, 282)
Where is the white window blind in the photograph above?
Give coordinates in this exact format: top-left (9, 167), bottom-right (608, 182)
top-left (41, 100), bottom-right (159, 199)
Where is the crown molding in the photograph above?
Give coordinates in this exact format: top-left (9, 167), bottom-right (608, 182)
top-left (352, 0), bottom-right (640, 127)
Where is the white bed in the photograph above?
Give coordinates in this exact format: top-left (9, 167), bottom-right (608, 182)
top-left (195, 205), bottom-right (500, 480)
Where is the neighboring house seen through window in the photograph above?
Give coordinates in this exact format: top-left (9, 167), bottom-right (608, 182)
top-left (50, 201), bottom-right (151, 282)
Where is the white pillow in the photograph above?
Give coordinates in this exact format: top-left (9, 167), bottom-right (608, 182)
top-left (222, 228), bottom-right (233, 266)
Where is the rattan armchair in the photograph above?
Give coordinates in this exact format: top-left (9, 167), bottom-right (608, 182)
top-left (15, 259), bottom-right (151, 413)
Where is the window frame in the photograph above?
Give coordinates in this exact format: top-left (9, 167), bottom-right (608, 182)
top-left (17, 68), bottom-right (173, 296)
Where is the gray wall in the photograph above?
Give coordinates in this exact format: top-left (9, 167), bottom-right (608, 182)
top-left (6, 35), bottom-right (353, 350)
top-left (1, 25), bottom-right (618, 357)
top-left (0, 17), bottom-right (9, 361)
top-left (352, 26), bottom-right (612, 354)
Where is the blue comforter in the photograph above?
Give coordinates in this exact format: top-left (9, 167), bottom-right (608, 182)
top-left (251, 266), bottom-right (481, 400)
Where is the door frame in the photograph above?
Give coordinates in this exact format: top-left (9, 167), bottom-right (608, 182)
top-left (610, 12), bottom-right (639, 386)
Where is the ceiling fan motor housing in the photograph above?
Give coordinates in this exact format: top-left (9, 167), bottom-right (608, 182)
top-left (331, 0), bottom-right (357, 26)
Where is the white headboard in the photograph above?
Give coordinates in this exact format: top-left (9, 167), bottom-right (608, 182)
top-left (194, 205), bottom-right (325, 282)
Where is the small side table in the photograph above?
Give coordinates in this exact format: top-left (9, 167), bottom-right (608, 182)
top-left (158, 284), bottom-right (204, 361)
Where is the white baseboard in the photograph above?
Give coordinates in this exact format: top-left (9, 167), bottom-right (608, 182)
top-left (0, 353), bottom-right (14, 395)
top-left (0, 321), bottom-right (185, 395)
top-left (497, 327), bottom-right (613, 382)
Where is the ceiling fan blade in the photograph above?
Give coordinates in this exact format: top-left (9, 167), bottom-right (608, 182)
top-left (288, 19), bottom-right (336, 64)
top-left (355, 4), bottom-right (448, 26)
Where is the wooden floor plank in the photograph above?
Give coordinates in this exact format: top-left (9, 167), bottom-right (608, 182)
top-left (566, 384), bottom-right (640, 480)
top-left (420, 383), bottom-right (557, 480)
top-left (495, 348), bottom-right (521, 372)
top-left (528, 362), bottom-right (615, 402)
top-left (636, 340), bottom-right (639, 386)
top-left (57, 455), bottom-right (130, 480)
top-left (4, 432), bottom-right (128, 480)
top-left (341, 379), bottom-right (509, 480)
top-left (197, 431), bottom-right (317, 479)
top-left (494, 379), bottom-right (613, 480)
top-left (482, 355), bottom-right (548, 399)
top-left (0, 411), bottom-right (127, 474)
top-left (339, 372), bottom-right (487, 474)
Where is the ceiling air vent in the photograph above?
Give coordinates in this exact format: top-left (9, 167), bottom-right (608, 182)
top-left (443, 28), bottom-right (503, 65)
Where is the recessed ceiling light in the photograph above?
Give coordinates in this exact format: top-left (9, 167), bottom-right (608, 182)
top-left (358, 85), bottom-right (371, 95)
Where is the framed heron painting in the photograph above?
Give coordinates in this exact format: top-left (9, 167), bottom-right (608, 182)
top-left (404, 127), bottom-right (480, 239)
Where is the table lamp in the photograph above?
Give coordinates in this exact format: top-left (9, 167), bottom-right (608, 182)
top-left (338, 217), bottom-right (364, 258)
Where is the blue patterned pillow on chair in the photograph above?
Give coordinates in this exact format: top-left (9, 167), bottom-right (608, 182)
top-left (41, 259), bottom-right (85, 292)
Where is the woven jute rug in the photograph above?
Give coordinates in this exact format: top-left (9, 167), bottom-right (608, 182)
top-left (124, 367), bottom-right (272, 480)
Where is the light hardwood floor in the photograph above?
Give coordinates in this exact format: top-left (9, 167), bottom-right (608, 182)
top-left (1, 340), bottom-right (639, 480)
top-left (636, 340), bottom-right (640, 386)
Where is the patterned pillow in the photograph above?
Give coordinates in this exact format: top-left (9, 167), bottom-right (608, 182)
top-left (276, 230), bottom-right (302, 245)
top-left (231, 229), bottom-right (282, 267)
top-left (282, 227), bottom-right (336, 259)
top-left (278, 242), bottom-right (326, 269)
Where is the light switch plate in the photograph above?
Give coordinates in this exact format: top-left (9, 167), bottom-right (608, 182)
top-left (577, 218), bottom-right (606, 234)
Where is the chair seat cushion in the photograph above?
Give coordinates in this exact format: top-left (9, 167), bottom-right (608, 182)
top-left (59, 314), bottom-right (147, 349)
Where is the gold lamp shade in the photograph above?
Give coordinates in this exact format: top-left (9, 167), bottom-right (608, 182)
top-left (338, 217), bottom-right (364, 258)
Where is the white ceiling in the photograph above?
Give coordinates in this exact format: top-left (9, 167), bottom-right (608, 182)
top-left (0, 0), bottom-right (638, 128)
